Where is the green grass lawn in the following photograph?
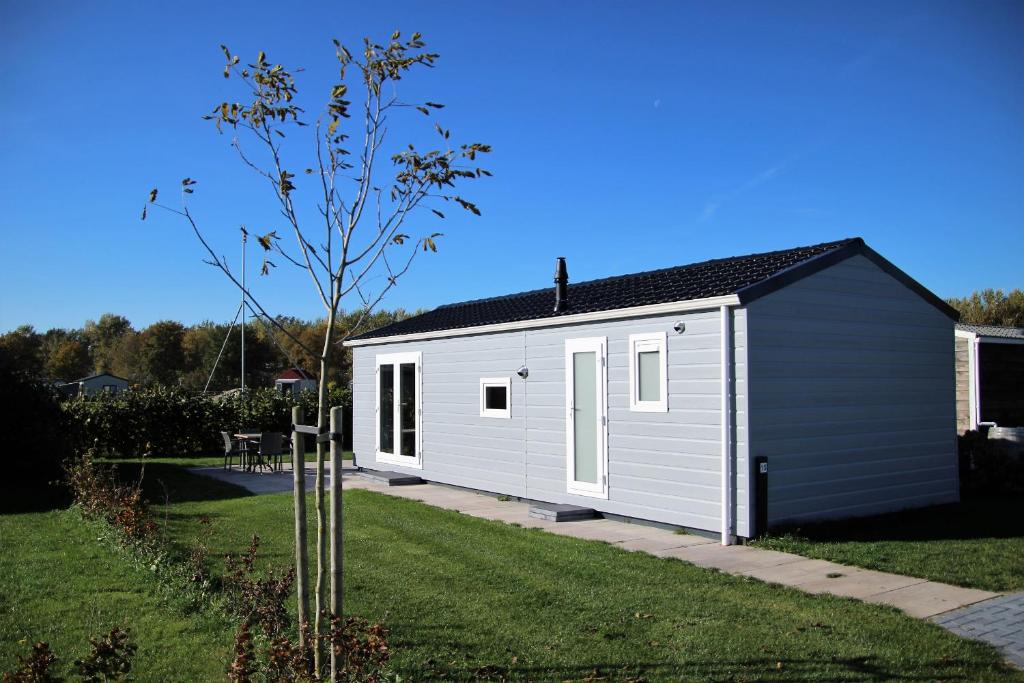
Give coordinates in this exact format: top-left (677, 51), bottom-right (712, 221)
top-left (3, 467), bottom-right (1021, 681)
top-left (0, 510), bottom-right (234, 681)
top-left (754, 494), bottom-right (1024, 593)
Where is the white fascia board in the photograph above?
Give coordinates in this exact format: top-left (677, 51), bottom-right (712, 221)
top-left (344, 294), bottom-right (742, 347)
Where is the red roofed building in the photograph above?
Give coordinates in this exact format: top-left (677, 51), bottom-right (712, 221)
top-left (274, 368), bottom-right (317, 396)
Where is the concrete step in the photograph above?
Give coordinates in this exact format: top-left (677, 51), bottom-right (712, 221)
top-left (356, 469), bottom-right (424, 486)
top-left (529, 502), bottom-right (596, 522)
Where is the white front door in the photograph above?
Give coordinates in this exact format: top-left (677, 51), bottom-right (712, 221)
top-left (565, 337), bottom-right (608, 498)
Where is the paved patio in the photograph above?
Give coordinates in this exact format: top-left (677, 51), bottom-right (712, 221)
top-left (192, 464), bottom-right (1020, 668)
top-left (189, 463), bottom-right (337, 495)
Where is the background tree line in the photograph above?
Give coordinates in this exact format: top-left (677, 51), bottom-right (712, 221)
top-left (0, 308), bottom-right (410, 391)
top-left (4, 287), bottom-right (1017, 391)
top-left (947, 288), bottom-right (1024, 327)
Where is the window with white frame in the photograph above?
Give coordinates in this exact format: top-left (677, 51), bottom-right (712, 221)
top-left (479, 377), bottom-right (511, 418)
top-left (629, 332), bottom-right (668, 412)
top-left (375, 351), bottom-right (422, 468)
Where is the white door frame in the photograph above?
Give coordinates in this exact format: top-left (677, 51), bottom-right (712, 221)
top-left (565, 337), bottom-right (608, 498)
top-left (375, 351), bottom-right (423, 469)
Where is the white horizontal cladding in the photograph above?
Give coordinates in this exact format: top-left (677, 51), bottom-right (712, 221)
top-left (343, 294), bottom-right (741, 346)
top-left (349, 307), bottom-right (748, 535)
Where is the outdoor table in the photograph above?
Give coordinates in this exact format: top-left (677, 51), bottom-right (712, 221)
top-left (233, 433), bottom-right (261, 471)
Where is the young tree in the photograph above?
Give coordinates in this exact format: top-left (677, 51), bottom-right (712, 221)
top-left (144, 32), bottom-right (490, 679)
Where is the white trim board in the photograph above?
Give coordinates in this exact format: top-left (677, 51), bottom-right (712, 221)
top-left (344, 295), bottom-right (741, 347)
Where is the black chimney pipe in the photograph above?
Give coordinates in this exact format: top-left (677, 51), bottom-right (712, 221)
top-left (553, 257), bottom-right (568, 313)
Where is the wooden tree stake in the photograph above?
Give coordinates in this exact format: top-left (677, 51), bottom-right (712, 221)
top-left (291, 406), bottom-right (309, 643)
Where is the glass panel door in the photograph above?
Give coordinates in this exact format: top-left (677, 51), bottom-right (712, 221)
top-left (572, 351), bottom-right (598, 484)
top-left (399, 362), bottom-right (417, 457)
top-left (378, 364), bottom-right (394, 455)
top-left (565, 337), bottom-right (607, 498)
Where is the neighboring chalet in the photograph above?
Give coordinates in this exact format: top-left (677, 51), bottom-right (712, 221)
top-left (274, 368), bottom-right (317, 397)
top-left (59, 372), bottom-right (130, 397)
top-left (954, 323), bottom-right (1024, 432)
top-left (345, 238), bottom-right (959, 543)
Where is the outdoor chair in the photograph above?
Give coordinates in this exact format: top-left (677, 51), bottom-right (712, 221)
top-left (221, 431), bottom-right (245, 470)
top-left (255, 432), bottom-right (285, 472)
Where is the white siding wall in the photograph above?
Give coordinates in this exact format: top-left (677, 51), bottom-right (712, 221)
top-left (352, 308), bottom-right (749, 535)
top-left (746, 254), bottom-right (957, 525)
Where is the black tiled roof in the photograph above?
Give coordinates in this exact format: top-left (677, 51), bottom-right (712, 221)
top-left (351, 237), bottom-right (956, 341)
top-left (956, 323), bottom-right (1024, 339)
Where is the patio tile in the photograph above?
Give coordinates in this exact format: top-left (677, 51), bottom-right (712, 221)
top-left (656, 543), bottom-right (805, 575)
top-left (795, 568), bottom-right (926, 600)
top-left (872, 581), bottom-right (999, 618)
top-left (739, 558), bottom-right (840, 585)
top-left (616, 536), bottom-right (709, 553)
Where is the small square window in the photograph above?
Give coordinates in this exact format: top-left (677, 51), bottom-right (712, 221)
top-left (480, 377), bottom-right (511, 418)
top-left (629, 332), bottom-right (668, 412)
top-left (485, 385), bottom-right (507, 410)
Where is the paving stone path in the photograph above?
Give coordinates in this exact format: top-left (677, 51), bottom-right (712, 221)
top-left (933, 592), bottom-right (1024, 668)
top-left (192, 464), bottom-right (1020, 668)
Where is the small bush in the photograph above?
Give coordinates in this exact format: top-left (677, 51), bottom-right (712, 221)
top-left (73, 628), bottom-right (137, 683)
top-left (2, 629), bottom-right (136, 683)
top-left (222, 536), bottom-right (295, 639)
top-left (65, 454), bottom-right (156, 542)
top-left (327, 616), bottom-right (391, 683)
top-left (2, 642), bottom-right (59, 683)
top-left (220, 537), bottom-right (390, 682)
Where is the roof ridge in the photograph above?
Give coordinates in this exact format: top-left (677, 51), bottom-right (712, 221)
top-left (435, 237), bottom-right (860, 311)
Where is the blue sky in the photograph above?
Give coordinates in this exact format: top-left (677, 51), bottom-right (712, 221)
top-left (1, 0), bottom-right (1021, 332)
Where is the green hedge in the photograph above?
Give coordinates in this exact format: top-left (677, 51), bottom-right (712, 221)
top-left (62, 386), bottom-right (350, 458)
top-left (1, 350), bottom-right (72, 511)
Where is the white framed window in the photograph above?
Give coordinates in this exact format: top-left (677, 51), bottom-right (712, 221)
top-left (479, 377), bottom-right (511, 419)
top-left (629, 332), bottom-right (668, 412)
top-left (375, 351), bottom-right (422, 469)
top-left (565, 337), bottom-right (609, 499)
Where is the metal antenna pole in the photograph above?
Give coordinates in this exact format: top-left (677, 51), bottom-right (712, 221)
top-left (241, 229), bottom-right (246, 391)
top-left (203, 302), bottom-right (244, 393)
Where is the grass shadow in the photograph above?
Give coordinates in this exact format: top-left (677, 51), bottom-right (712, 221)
top-left (0, 480), bottom-right (71, 515)
top-left (113, 462), bottom-right (253, 505)
top-left (770, 493), bottom-right (1024, 544)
